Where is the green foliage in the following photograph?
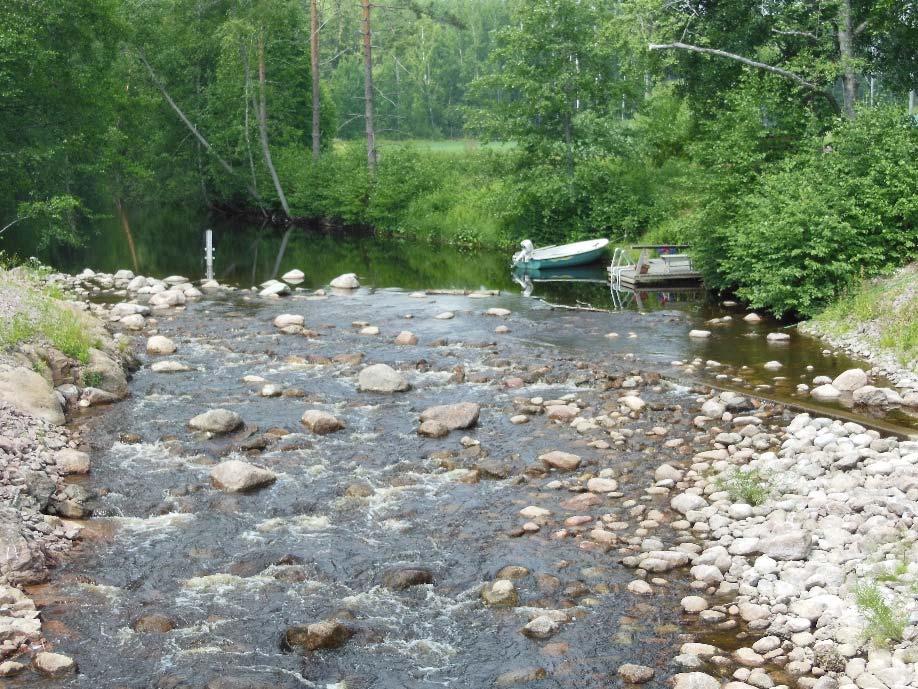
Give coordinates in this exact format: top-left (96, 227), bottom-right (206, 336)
top-left (707, 106), bottom-right (918, 316)
top-left (82, 370), bottom-right (104, 389)
top-left (0, 269), bottom-right (99, 364)
top-left (855, 583), bottom-right (907, 648)
top-left (716, 468), bottom-right (771, 507)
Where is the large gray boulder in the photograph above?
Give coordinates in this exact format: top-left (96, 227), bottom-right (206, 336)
top-left (210, 459), bottom-right (276, 492)
top-left (419, 402), bottom-right (480, 430)
top-left (0, 366), bottom-right (64, 425)
top-left (760, 530), bottom-right (812, 560)
top-left (832, 368), bottom-right (868, 392)
top-left (189, 409), bottom-right (243, 434)
top-left (358, 364), bottom-right (409, 393)
top-left (85, 348), bottom-right (128, 398)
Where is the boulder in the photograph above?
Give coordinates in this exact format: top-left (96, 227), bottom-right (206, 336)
top-left (671, 493), bottom-right (708, 514)
top-left (85, 348), bottom-right (128, 398)
top-left (766, 332), bottom-right (790, 342)
top-left (358, 364), bottom-right (409, 393)
top-left (418, 420), bottom-right (449, 438)
top-left (674, 673), bottom-right (720, 689)
top-left (743, 313), bottom-right (762, 323)
top-left (284, 620), bottom-right (351, 651)
top-left (383, 568), bottom-right (433, 590)
top-left (618, 664), bottom-right (655, 684)
top-left (330, 273), bottom-right (360, 289)
top-left (810, 384), bottom-right (841, 401)
top-left (419, 402), bottom-right (480, 430)
top-left (539, 451), bottom-right (581, 471)
top-left (132, 614), bottom-right (176, 633)
top-left (210, 460), bottom-right (276, 493)
top-left (55, 448), bottom-right (90, 475)
top-left (151, 360), bottom-right (192, 373)
top-left (189, 408), bottom-right (243, 434)
top-left (32, 652), bottom-right (76, 677)
top-left (853, 385), bottom-right (903, 407)
top-left (521, 615), bottom-right (560, 639)
top-left (485, 308), bottom-right (511, 317)
top-left (832, 368), bottom-right (868, 392)
top-left (0, 366), bottom-right (64, 424)
top-left (300, 410), bottom-right (345, 435)
top-left (281, 269), bottom-right (305, 283)
top-left (146, 335), bottom-right (176, 355)
top-left (394, 331), bottom-right (418, 345)
top-left (688, 330), bottom-right (711, 339)
top-left (586, 477), bottom-right (618, 493)
top-left (761, 530), bottom-right (812, 560)
top-left (259, 281), bottom-right (289, 297)
top-left (274, 314), bottom-right (305, 328)
top-left (481, 579), bottom-right (518, 607)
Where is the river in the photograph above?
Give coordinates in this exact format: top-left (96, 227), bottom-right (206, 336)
top-left (5, 209), bottom-right (916, 688)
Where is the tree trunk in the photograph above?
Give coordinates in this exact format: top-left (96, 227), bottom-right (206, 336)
top-left (361, 0), bottom-right (377, 172)
top-left (241, 43), bottom-right (261, 202)
top-left (310, 0), bottom-right (321, 159)
top-left (115, 197), bottom-right (140, 273)
top-left (257, 31), bottom-right (292, 218)
top-left (836, 0), bottom-right (858, 119)
top-left (137, 48), bottom-right (263, 203)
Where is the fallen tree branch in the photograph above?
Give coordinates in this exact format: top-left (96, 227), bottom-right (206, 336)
top-left (136, 48), bottom-right (263, 205)
top-left (647, 41), bottom-right (823, 92)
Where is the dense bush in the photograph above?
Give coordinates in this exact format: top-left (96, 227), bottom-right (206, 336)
top-left (713, 107), bottom-right (918, 316)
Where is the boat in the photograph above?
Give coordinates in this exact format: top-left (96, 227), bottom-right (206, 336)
top-left (511, 238), bottom-right (609, 270)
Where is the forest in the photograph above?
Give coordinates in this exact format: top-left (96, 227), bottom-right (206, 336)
top-left (1, 0), bottom-right (916, 316)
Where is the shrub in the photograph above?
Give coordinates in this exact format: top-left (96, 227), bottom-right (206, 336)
top-left (716, 468), bottom-right (771, 506)
top-left (855, 583), bottom-right (906, 647)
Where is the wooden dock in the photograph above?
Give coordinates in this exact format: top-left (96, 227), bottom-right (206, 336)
top-left (609, 244), bottom-right (703, 288)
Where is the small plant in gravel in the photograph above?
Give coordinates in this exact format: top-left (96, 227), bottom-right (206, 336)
top-left (716, 468), bottom-right (771, 506)
top-left (855, 582), bottom-right (906, 648)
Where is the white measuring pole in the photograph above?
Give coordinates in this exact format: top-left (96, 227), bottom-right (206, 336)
top-left (204, 229), bottom-right (214, 281)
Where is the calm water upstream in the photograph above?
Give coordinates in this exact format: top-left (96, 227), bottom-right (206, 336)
top-left (3, 208), bottom-right (915, 688)
top-left (9, 206), bottom-right (916, 430)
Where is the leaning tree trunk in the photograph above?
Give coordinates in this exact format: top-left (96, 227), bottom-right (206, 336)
top-left (257, 31), bottom-right (292, 218)
top-left (836, 0), bottom-right (858, 119)
top-left (361, 0), bottom-right (377, 172)
top-left (310, 0), bottom-right (321, 159)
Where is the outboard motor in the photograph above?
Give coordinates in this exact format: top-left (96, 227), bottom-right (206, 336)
top-left (513, 239), bottom-right (534, 265)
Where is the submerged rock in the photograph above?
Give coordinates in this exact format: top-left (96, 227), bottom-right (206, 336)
top-left (189, 409), bottom-right (243, 434)
top-left (383, 567), bottom-right (434, 590)
top-left (210, 460), bottom-right (276, 493)
top-left (284, 620), bottom-right (351, 651)
top-left (481, 579), bottom-right (518, 607)
top-left (151, 360), bottom-right (191, 373)
top-left (358, 364), bottom-right (409, 393)
top-left (132, 613), bottom-right (176, 633)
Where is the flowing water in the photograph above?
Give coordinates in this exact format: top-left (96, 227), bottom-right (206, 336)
top-left (6, 209), bottom-right (917, 688)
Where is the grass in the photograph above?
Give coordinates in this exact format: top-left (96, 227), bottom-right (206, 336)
top-left (0, 263), bottom-right (100, 364)
top-left (810, 265), bottom-right (918, 367)
top-left (855, 582), bottom-right (907, 648)
top-left (716, 467), bottom-right (771, 506)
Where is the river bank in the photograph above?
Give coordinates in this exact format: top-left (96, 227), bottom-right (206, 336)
top-left (0, 266), bottom-right (136, 677)
top-left (800, 264), bottom-right (918, 404)
top-left (0, 266), bottom-right (912, 687)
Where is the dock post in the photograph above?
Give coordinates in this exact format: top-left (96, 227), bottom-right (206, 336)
top-left (204, 229), bottom-right (214, 281)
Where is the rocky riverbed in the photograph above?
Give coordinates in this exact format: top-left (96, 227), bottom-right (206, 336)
top-left (1, 267), bottom-right (917, 688)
